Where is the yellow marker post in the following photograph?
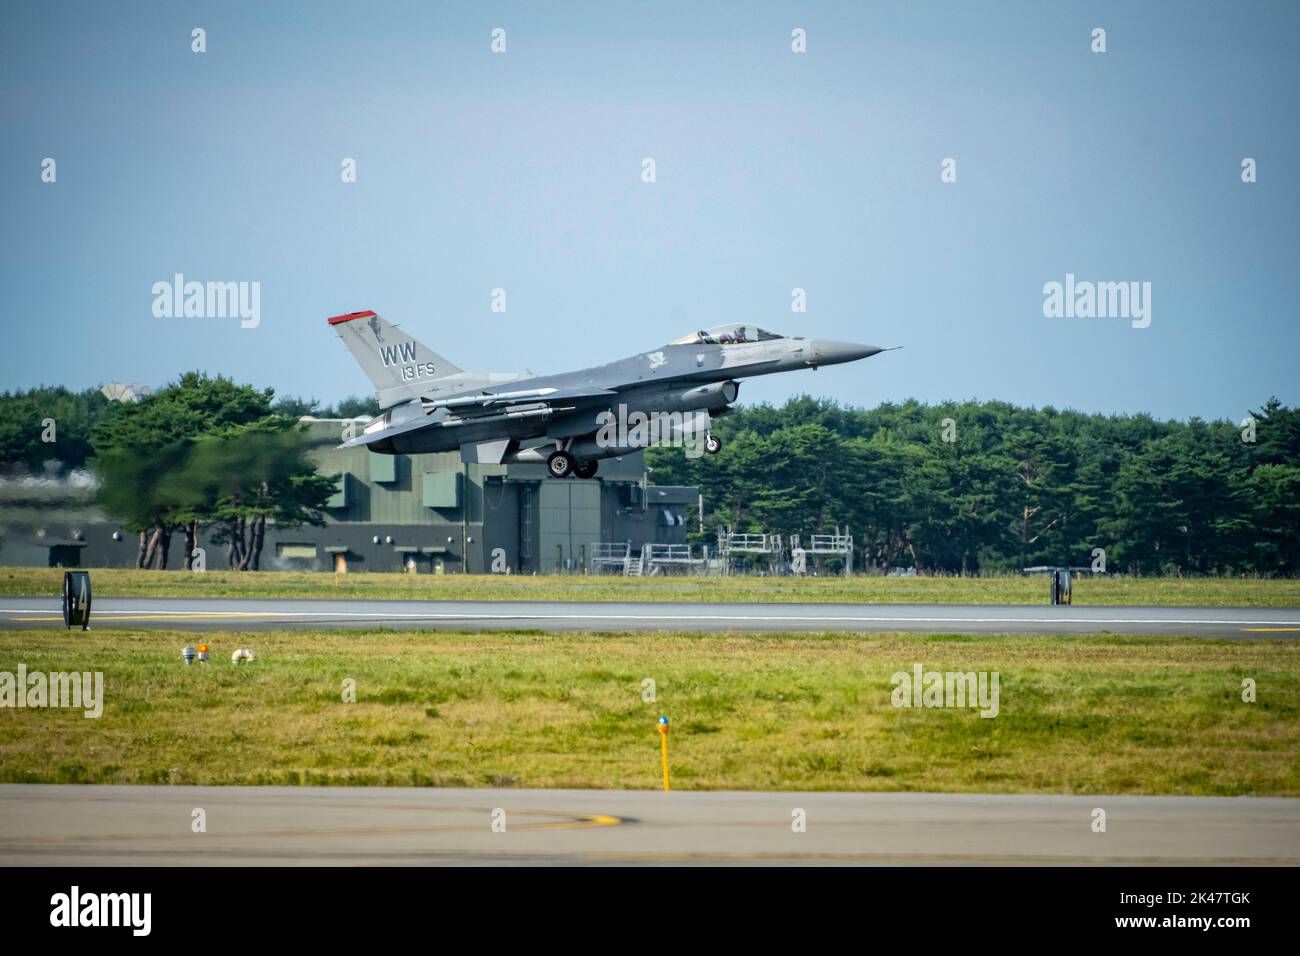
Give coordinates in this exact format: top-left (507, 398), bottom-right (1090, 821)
top-left (657, 716), bottom-right (670, 791)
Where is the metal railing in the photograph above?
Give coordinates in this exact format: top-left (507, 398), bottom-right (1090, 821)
top-left (589, 541), bottom-right (633, 575)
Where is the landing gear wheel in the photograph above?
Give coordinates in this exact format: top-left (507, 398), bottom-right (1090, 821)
top-left (547, 450), bottom-right (574, 478)
top-left (573, 459), bottom-right (599, 479)
top-left (705, 434), bottom-right (722, 455)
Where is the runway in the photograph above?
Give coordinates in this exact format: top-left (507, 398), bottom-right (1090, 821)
top-left (1, 596), bottom-right (1298, 637)
top-left (0, 785), bottom-right (1295, 866)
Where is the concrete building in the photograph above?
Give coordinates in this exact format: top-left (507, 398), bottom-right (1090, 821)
top-left (0, 419), bottom-right (699, 574)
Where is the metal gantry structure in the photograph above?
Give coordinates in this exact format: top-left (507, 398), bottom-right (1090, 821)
top-left (591, 527), bottom-right (856, 577)
top-left (790, 527), bottom-right (854, 577)
top-left (640, 543), bottom-right (704, 575)
top-left (716, 527), bottom-right (785, 576)
top-left (590, 541), bottom-right (636, 575)
top-left (589, 541), bottom-right (706, 576)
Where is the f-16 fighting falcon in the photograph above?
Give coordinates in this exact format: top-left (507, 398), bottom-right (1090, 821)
top-left (329, 310), bottom-right (891, 478)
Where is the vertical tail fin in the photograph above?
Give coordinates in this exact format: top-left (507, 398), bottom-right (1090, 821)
top-left (327, 310), bottom-right (463, 410)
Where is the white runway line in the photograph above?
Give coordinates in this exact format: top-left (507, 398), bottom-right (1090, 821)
top-left (3, 606), bottom-right (1300, 626)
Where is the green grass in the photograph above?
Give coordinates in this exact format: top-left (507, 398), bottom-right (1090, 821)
top-left (1, 628), bottom-right (1297, 794)
top-left (1, 566), bottom-right (1297, 606)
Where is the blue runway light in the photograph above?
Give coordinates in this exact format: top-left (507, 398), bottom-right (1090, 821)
top-left (658, 716), bottom-right (669, 725)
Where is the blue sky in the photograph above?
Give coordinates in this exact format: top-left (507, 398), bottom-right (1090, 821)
top-left (2, 1), bottom-right (1296, 421)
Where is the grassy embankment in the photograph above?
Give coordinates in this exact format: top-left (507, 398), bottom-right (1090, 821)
top-left (1, 628), bottom-right (1296, 794)
top-left (1, 566), bottom-right (1297, 606)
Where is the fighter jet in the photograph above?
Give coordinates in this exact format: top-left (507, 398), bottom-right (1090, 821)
top-left (329, 310), bottom-right (890, 478)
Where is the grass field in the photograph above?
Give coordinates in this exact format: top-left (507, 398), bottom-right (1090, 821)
top-left (2, 566), bottom-right (1297, 606)
top-left (1, 628), bottom-right (1296, 794)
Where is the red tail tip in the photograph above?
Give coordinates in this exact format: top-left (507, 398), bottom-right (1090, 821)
top-left (327, 310), bottom-right (376, 325)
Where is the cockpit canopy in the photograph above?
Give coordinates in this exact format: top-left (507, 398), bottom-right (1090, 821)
top-left (670, 324), bottom-right (785, 346)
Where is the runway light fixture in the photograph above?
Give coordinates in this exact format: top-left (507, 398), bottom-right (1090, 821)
top-left (657, 716), bottom-right (671, 792)
top-left (182, 646), bottom-right (196, 666)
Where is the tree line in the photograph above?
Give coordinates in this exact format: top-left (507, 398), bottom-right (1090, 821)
top-left (4, 381), bottom-right (1296, 576)
top-left (0, 376), bottom-right (344, 570)
top-left (646, 396), bottom-right (1300, 576)
top-left (0, 386), bottom-right (377, 474)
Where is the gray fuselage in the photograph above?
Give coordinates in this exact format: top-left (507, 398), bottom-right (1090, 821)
top-left (367, 336), bottom-right (881, 460)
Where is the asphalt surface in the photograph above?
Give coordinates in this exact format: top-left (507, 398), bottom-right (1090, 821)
top-left (1, 596), bottom-right (1298, 637)
top-left (0, 785), bottom-right (1294, 866)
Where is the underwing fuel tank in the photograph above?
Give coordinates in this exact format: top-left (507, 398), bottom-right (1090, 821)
top-left (514, 410), bottom-right (713, 463)
top-left (631, 379), bottom-right (738, 413)
top-left (546, 380), bottom-right (738, 439)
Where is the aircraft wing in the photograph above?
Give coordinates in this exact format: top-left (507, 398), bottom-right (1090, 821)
top-left (337, 385), bottom-right (617, 449)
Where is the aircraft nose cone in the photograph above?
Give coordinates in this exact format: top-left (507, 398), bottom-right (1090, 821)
top-left (810, 341), bottom-right (885, 366)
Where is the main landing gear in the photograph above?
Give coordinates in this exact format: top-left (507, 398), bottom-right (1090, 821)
top-left (547, 450), bottom-right (573, 478)
top-left (547, 450), bottom-right (599, 479)
top-left (705, 433), bottom-right (722, 454)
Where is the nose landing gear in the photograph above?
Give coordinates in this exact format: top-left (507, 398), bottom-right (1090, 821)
top-left (705, 433), bottom-right (722, 455)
